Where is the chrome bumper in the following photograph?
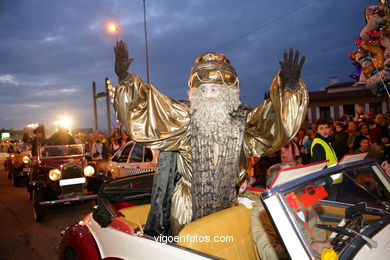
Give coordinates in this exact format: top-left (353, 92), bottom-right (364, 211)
top-left (39, 194), bottom-right (97, 207)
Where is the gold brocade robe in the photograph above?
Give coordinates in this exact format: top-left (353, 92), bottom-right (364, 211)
top-left (114, 72), bottom-right (308, 231)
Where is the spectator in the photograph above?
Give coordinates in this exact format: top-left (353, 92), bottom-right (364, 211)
top-left (120, 132), bottom-right (131, 146)
top-left (303, 129), bottom-right (315, 155)
top-left (354, 105), bottom-right (368, 122)
top-left (91, 139), bottom-right (103, 161)
top-left (294, 129), bottom-right (306, 146)
top-left (368, 121), bottom-right (383, 145)
top-left (327, 122), bottom-right (334, 141)
top-left (353, 123), bottom-right (371, 151)
top-left (47, 126), bottom-right (75, 145)
top-left (332, 123), bottom-right (349, 160)
top-left (310, 118), bottom-right (338, 168)
top-left (109, 137), bottom-right (121, 155)
top-left (367, 108), bottom-right (377, 121)
top-left (355, 137), bottom-right (380, 162)
top-left (346, 121), bottom-right (360, 152)
top-left (280, 141), bottom-right (299, 165)
top-left (31, 125), bottom-right (46, 156)
top-left (22, 127), bottom-right (31, 143)
top-left (379, 134), bottom-right (390, 163)
top-left (375, 114), bottom-right (389, 137)
top-left (298, 145), bottom-right (311, 164)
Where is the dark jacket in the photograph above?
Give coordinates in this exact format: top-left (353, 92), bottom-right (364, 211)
top-left (332, 131), bottom-right (349, 160)
top-left (310, 134), bottom-right (334, 164)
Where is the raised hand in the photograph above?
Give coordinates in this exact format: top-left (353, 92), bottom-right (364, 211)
top-left (114, 40), bottom-right (133, 79)
top-left (279, 49), bottom-right (305, 92)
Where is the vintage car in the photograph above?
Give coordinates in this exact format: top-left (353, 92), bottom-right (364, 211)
top-left (29, 144), bottom-right (105, 222)
top-left (5, 142), bottom-right (32, 187)
top-left (57, 155), bottom-right (390, 260)
top-left (107, 141), bottom-right (159, 180)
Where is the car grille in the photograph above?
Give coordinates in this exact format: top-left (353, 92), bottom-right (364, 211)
top-left (61, 162), bottom-right (84, 194)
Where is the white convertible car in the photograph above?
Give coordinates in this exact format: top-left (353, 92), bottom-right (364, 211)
top-left (57, 154), bottom-right (390, 260)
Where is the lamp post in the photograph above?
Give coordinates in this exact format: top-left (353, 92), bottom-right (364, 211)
top-left (108, 23), bottom-right (119, 43)
top-left (143, 0), bottom-right (150, 83)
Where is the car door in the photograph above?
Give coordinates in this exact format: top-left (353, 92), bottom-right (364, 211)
top-left (109, 142), bottom-right (134, 179)
top-left (120, 143), bottom-right (156, 177)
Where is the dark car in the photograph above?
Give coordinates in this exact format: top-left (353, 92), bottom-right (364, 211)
top-left (28, 144), bottom-right (105, 222)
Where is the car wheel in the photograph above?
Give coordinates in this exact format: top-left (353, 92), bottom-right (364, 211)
top-left (27, 184), bottom-right (33, 200)
top-left (32, 190), bottom-right (45, 222)
top-left (12, 175), bottom-right (19, 187)
top-left (8, 167), bottom-right (12, 179)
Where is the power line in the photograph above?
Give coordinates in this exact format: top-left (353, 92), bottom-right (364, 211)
top-left (153, 0), bottom-right (315, 77)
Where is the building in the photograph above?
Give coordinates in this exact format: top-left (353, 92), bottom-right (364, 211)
top-left (308, 81), bottom-right (389, 122)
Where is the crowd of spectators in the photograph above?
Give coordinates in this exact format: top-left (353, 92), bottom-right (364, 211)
top-left (250, 105), bottom-right (390, 187)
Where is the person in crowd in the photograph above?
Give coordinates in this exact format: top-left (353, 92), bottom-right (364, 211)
top-left (303, 128), bottom-right (315, 154)
top-left (355, 137), bottom-right (380, 162)
top-left (332, 123), bottom-right (349, 160)
top-left (298, 145), bottom-right (311, 164)
top-left (354, 105), bottom-right (368, 122)
top-left (120, 132), bottom-right (131, 146)
top-left (367, 108), bottom-right (377, 121)
top-left (294, 129), bottom-right (306, 146)
top-left (295, 155), bottom-right (303, 166)
top-left (346, 120), bottom-right (360, 153)
top-left (353, 123), bottom-right (371, 151)
top-left (379, 134), bottom-right (390, 163)
top-left (47, 126), bottom-right (75, 145)
top-left (31, 125), bottom-right (46, 156)
top-left (368, 120), bottom-right (383, 145)
top-left (280, 140), bottom-right (299, 166)
top-left (109, 137), bottom-right (121, 155)
top-left (22, 127), bottom-right (31, 143)
top-left (310, 118), bottom-right (338, 167)
top-left (327, 122), bottom-right (334, 141)
top-left (375, 114), bottom-right (389, 137)
top-left (91, 139), bottom-right (103, 173)
top-left (251, 163), bottom-right (330, 259)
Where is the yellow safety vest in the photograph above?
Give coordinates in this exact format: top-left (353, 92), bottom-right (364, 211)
top-left (310, 138), bottom-right (338, 167)
top-left (311, 138), bottom-right (341, 183)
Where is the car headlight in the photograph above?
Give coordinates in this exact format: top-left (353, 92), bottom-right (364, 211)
top-left (23, 155), bottom-right (30, 164)
top-left (49, 169), bottom-right (61, 181)
top-left (83, 165), bottom-right (95, 177)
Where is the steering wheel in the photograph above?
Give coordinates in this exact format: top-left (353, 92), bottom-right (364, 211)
top-left (316, 215), bottom-right (363, 252)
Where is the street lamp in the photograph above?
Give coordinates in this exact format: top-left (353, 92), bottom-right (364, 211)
top-left (107, 22), bottom-right (119, 43)
top-left (143, 0), bottom-right (150, 83)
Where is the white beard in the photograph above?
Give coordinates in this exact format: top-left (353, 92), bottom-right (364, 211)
top-left (189, 86), bottom-right (240, 143)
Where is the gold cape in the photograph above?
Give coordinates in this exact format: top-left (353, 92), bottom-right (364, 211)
top-left (114, 72), bottom-right (308, 230)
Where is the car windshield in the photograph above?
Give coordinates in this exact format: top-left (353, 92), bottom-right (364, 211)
top-left (39, 144), bottom-right (84, 158)
top-left (280, 163), bottom-right (390, 257)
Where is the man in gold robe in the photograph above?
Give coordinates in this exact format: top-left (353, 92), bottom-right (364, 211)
top-left (113, 41), bottom-right (308, 234)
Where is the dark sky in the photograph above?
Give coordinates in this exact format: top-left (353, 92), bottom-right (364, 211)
top-left (0, 0), bottom-right (378, 130)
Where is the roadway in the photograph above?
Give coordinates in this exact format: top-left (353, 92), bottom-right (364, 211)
top-left (0, 163), bottom-right (95, 260)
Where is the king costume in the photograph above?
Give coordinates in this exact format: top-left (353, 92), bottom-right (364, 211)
top-left (113, 46), bottom-right (309, 234)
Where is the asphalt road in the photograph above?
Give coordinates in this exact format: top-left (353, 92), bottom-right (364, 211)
top-left (0, 165), bottom-right (96, 260)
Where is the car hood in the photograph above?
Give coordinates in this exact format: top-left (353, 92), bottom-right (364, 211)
top-left (41, 157), bottom-right (84, 168)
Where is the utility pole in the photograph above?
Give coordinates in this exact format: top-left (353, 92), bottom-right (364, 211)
top-left (143, 0), bottom-right (150, 83)
top-left (92, 78), bottom-right (112, 136)
top-left (92, 82), bottom-right (98, 131)
top-left (105, 77), bottom-right (112, 136)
